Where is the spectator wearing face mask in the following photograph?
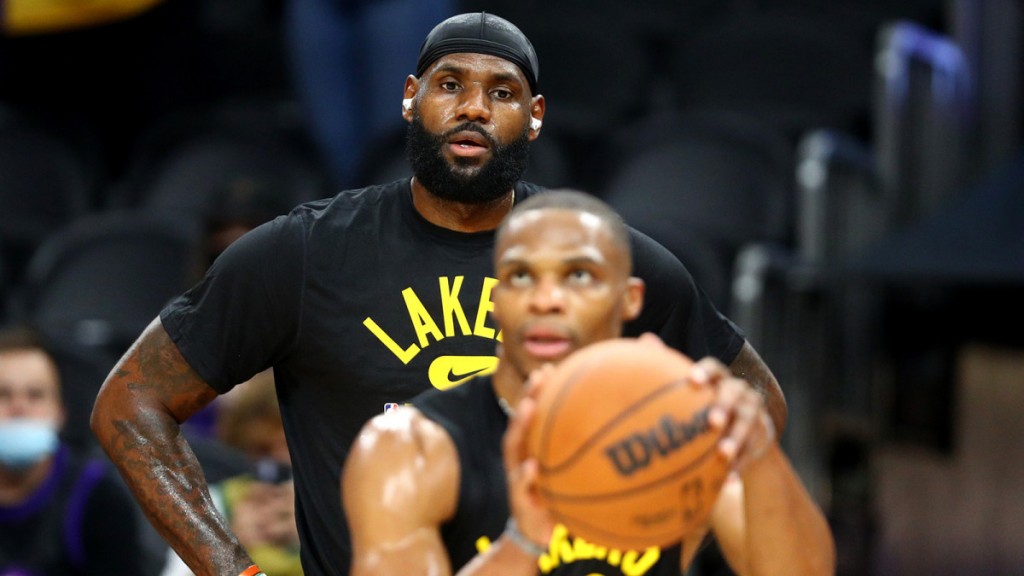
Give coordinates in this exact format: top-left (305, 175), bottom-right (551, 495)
top-left (0, 326), bottom-right (147, 576)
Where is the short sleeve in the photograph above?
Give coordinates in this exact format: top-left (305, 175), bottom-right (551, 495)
top-left (160, 213), bottom-right (307, 393)
top-left (625, 228), bottom-right (745, 364)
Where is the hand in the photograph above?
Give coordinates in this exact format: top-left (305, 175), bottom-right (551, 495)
top-left (501, 365), bottom-right (557, 551)
top-left (689, 357), bottom-right (776, 474)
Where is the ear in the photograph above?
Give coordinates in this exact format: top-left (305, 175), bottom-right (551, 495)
top-left (528, 94), bottom-right (546, 139)
top-left (622, 277), bottom-right (645, 322)
top-left (402, 75), bottom-right (419, 122)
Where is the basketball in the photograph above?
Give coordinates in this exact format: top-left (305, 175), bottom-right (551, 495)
top-left (527, 338), bottom-right (729, 551)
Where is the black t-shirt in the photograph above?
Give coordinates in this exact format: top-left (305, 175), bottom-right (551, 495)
top-left (413, 376), bottom-right (683, 574)
top-left (161, 179), bottom-right (743, 575)
top-left (0, 446), bottom-right (146, 576)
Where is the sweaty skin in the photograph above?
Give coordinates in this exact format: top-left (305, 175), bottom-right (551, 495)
top-left (344, 202), bottom-right (828, 576)
top-left (91, 319), bottom-right (253, 576)
top-left (90, 38), bottom-right (788, 576)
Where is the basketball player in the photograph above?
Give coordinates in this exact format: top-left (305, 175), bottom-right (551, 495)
top-left (343, 190), bottom-right (835, 575)
top-left (92, 13), bottom-right (786, 576)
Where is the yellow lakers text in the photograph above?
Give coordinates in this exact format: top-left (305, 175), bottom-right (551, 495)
top-left (364, 276), bottom-right (502, 364)
top-left (476, 524), bottom-right (661, 576)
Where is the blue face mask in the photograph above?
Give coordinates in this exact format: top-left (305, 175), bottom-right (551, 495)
top-left (0, 418), bottom-right (60, 470)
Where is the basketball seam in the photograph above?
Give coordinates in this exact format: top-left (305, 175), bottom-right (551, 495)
top-left (538, 436), bottom-right (721, 502)
top-left (537, 357), bottom-right (592, 474)
top-left (540, 378), bottom-right (693, 475)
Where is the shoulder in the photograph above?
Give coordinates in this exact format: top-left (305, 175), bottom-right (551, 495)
top-left (627, 226), bottom-right (698, 302)
top-left (628, 226), bottom-right (687, 274)
top-left (226, 180), bottom-right (409, 255)
top-left (286, 179), bottom-right (411, 237)
top-left (345, 408), bottom-right (457, 487)
top-left (302, 179), bottom-right (409, 216)
top-left (344, 407), bottom-right (459, 522)
top-left (350, 407), bottom-right (453, 463)
top-left (515, 180), bottom-right (548, 200)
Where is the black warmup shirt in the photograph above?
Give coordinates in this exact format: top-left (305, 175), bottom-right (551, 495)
top-left (414, 376), bottom-right (684, 575)
top-left (161, 178), bottom-right (743, 575)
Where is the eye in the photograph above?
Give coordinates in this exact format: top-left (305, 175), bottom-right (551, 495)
top-left (491, 88), bottom-right (513, 100)
top-left (440, 80), bottom-right (461, 91)
top-left (567, 269), bottom-right (594, 286)
top-left (507, 269), bottom-right (533, 288)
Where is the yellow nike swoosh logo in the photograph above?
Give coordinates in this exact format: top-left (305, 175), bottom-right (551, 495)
top-left (429, 355), bottom-right (498, 390)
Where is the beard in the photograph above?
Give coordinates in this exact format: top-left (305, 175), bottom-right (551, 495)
top-left (405, 115), bottom-right (531, 204)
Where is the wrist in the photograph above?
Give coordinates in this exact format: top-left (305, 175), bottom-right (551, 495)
top-left (503, 518), bottom-right (547, 557)
top-left (239, 565), bottom-right (267, 576)
top-left (740, 441), bottom-right (783, 478)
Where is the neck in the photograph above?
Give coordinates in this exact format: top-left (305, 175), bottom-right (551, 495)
top-left (492, 363), bottom-right (527, 418)
top-left (410, 177), bottom-right (515, 233)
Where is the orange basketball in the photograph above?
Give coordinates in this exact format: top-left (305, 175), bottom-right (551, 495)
top-left (527, 338), bottom-right (729, 551)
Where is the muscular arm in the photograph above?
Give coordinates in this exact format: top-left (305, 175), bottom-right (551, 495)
top-left (729, 341), bottom-right (787, 435)
top-left (718, 446), bottom-right (836, 576)
top-left (90, 317), bottom-right (252, 576)
top-left (689, 360), bottom-right (833, 576)
top-left (345, 408), bottom-right (543, 576)
top-left (343, 409), bottom-right (460, 575)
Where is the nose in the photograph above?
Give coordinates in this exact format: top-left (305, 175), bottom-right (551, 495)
top-left (529, 276), bottom-right (566, 314)
top-left (456, 84), bottom-right (491, 124)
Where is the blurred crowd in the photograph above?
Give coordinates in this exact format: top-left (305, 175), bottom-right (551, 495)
top-left (2, 0), bottom-right (1020, 575)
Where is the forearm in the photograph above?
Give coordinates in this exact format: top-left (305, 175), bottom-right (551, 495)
top-left (91, 320), bottom-right (252, 576)
top-left (94, 396), bottom-right (252, 576)
top-left (740, 445), bottom-right (835, 576)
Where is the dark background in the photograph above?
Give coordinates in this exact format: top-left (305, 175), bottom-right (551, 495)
top-left (1, 1), bottom-right (1022, 574)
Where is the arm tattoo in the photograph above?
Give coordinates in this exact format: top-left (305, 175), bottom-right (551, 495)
top-left (95, 325), bottom-right (251, 576)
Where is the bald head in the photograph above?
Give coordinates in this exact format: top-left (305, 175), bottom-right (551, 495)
top-left (497, 189), bottom-right (633, 271)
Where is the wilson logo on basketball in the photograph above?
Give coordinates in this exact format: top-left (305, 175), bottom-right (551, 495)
top-left (603, 408), bottom-right (711, 477)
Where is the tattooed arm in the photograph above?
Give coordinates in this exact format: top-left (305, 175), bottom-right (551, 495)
top-left (91, 317), bottom-right (253, 576)
top-left (728, 341), bottom-right (787, 435)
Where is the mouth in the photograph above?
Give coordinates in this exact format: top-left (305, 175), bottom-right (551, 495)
top-left (447, 130), bottom-right (492, 158)
top-left (522, 326), bottom-right (573, 361)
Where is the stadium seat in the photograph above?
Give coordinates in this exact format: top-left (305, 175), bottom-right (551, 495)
top-left (15, 210), bottom-right (200, 359)
top-left (601, 110), bottom-right (796, 309)
top-left (0, 108), bottom-right (95, 286)
top-left (109, 98), bottom-right (329, 217)
top-left (667, 11), bottom-right (875, 141)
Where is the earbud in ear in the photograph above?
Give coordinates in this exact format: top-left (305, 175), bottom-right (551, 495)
top-left (530, 117), bottom-right (542, 131)
top-left (402, 98), bottom-right (413, 112)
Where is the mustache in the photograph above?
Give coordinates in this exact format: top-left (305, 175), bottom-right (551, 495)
top-left (443, 122), bottom-right (497, 147)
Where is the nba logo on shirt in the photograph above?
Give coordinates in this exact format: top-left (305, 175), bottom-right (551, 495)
top-left (383, 403), bottom-right (400, 415)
